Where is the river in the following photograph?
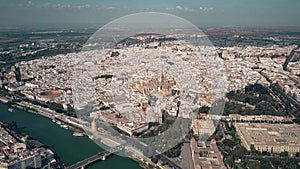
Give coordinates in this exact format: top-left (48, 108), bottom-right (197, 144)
top-left (0, 103), bottom-right (142, 169)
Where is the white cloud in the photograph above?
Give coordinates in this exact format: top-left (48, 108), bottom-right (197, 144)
top-left (175, 6), bottom-right (194, 12)
top-left (176, 5), bottom-right (183, 10)
top-left (27, 1), bottom-right (33, 7)
top-left (199, 7), bottom-right (214, 12)
top-left (38, 3), bottom-right (51, 8)
top-left (107, 6), bottom-right (115, 10)
top-left (76, 4), bottom-right (91, 9)
top-left (165, 7), bottom-right (174, 11)
top-left (165, 6), bottom-right (213, 13)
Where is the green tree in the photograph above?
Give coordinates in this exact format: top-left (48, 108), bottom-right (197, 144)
top-left (233, 146), bottom-right (247, 158)
top-left (223, 139), bottom-right (236, 148)
top-left (250, 144), bottom-right (256, 153)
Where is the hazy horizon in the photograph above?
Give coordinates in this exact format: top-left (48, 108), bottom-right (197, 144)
top-left (0, 0), bottom-right (300, 29)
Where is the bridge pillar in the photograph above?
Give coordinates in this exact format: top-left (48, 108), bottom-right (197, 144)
top-left (102, 156), bottom-right (106, 161)
top-left (81, 166), bottom-right (85, 169)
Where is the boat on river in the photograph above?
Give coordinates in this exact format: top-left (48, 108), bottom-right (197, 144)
top-left (72, 132), bottom-right (84, 137)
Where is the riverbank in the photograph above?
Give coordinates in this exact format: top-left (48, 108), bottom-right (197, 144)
top-left (1, 94), bottom-right (179, 169)
top-left (0, 102), bottom-right (143, 169)
top-left (1, 90), bottom-right (161, 168)
top-left (4, 98), bottom-right (86, 133)
top-left (0, 121), bottom-right (64, 168)
top-left (0, 96), bottom-right (154, 169)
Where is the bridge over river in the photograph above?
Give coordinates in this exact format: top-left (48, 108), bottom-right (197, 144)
top-left (66, 145), bottom-right (124, 169)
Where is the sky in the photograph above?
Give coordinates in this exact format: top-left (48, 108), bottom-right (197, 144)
top-left (0, 0), bottom-right (299, 28)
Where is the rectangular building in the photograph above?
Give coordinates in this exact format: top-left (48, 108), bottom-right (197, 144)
top-left (192, 119), bottom-right (215, 136)
top-left (235, 123), bottom-right (300, 153)
top-left (190, 139), bottom-right (226, 169)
